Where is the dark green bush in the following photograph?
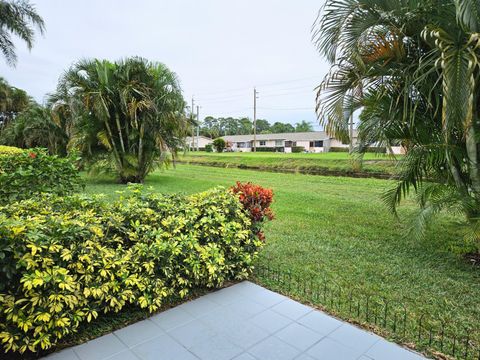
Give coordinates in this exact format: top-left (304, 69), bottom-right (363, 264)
top-left (329, 147), bottom-right (350, 152)
top-left (212, 138), bottom-right (226, 152)
top-left (291, 146), bottom-right (305, 153)
top-left (0, 185), bottom-right (269, 354)
top-left (205, 144), bottom-right (213, 152)
top-left (0, 148), bottom-right (82, 204)
top-left (256, 147), bottom-right (284, 152)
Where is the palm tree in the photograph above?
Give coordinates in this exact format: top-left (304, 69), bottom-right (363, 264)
top-left (0, 77), bottom-right (31, 129)
top-left (0, 0), bottom-right (45, 66)
top-left (0, 104), bottom-right (68, 154)
top-left (51, 57), bottom-right (189, 183)
top-left (314, 0), bottom-right (480, 250)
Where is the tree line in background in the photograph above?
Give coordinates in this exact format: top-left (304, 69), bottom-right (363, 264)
top-left (199, 116), bottom-right (314, 138)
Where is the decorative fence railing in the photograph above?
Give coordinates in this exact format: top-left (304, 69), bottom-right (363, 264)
top-left (252, 265), bottom-right (480, 360)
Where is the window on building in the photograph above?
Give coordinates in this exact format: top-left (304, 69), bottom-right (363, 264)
top-left (259, 140), bottom-right (266, 146)
top-left (275, 140), bottom-right (284, 147)
top-left (310, 140), bottom-right (323, 147)
top-left (285, 141), bottom-right (292, 147)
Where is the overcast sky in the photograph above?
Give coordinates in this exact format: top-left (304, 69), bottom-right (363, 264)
top-left (2, 0), bottom-right (329, 129)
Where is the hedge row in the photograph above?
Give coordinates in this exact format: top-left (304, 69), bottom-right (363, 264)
top-left (0, 148), bottom-right (82, 204)
top-left (0, 185), bottom-right (270, 353)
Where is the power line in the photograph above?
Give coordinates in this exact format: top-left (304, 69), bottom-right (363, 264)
top-left (193, 75), bottom-right (322, 96)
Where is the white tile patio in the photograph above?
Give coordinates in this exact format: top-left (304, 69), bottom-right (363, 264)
top-left (42, 281), bottom-right (427, 360)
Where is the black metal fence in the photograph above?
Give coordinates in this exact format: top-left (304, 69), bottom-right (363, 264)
top-left (252, 265), bottom-right (480, 360)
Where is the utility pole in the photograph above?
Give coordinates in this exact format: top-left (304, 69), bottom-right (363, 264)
top-left (196, 105), bottom-right (200, 151)
top-left (191, 97), bottom-right (195, 151)
top-left (253, 87), bottom-right (258, 152)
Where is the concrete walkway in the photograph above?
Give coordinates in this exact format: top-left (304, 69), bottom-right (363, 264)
top-left (44, 281), bottom-right (426, 360)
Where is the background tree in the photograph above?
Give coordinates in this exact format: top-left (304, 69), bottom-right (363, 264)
top-left (270, 122), bottom-right (295, 133)
top-left (0, 104), bottom-right (68, 154)
top-left (314, 0), bottom-right (480, 252)
top-left (51, 57), bottom-right (188, 183)
top-left (0, 0), bottom-right (45, 66)
top-left (212, 137), bottom-right (226, 152)
top-left (0, 77), bottom-right (31, 129)
top-left (295, 120), bottom-right (313, 132)
top-left (255, 119), bottom-right (270, 133)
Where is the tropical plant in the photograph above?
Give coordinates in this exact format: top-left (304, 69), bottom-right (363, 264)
top-left (0, 0), bottom-right (45, 67)
top-left (0, 185), bottom-right (267, 353)
top-left (0, 148), bottom-right (82, 204)
top-left (0, 104), bottom-right (68, 154)
top-left (212, 137), bottom-right (226, 152)
top-left (0, 77), bottom-right (31, 129)
top-left (314, 0), bottom-right (480, 252)
top-left (51, 57), bottom-right (189, 183)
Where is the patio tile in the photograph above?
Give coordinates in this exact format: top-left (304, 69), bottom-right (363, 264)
top-left (73, 334), bottom-right (127, 360)
top-left (233, 354), bottom-right (257, 360)
top-left (307, 337), bottom-right (362, 360)
top-left (179, 296), bottom-right (220, 318)
top-left (327, 323), bottom-right (380, 353)
top-left (233, 282), bottom-right (287, 306)
top-left (270, 299), bottom-right (312, 320)
top-left (250, 309), bottom-right (292, 333)
top-left (114, 319), bottom-right (163, 348)
top-left (248, 336), bottom-right (300, 360)
top-left (189, 334), bottom-right (243, 360)
top-left (105, 350), bottom-right (139, 360)
top-left (221, 319), bottom-right (269, 348)
top-left (297, 310), bottom-right (342, 335)
top-left (131, 333), bottom-right (198, 360)
top-left (225, 298), bottom-right (266, 319)
top-left (275, 323), bottom-right (324, 351)
top-left (294, 354), bottom-right (316, 360)
top-left (199, 306), bottom-right (243, 331)
top-left (43, 348), bottom-right (79, 360)
top-left (206, 285), bottom-right (245, 305)
top-left (150, 306), bottom-right (195, 331)
top-left (365, 339), bottom-right (425, 360)
top-left (168, 319), bottom-right (217, 349)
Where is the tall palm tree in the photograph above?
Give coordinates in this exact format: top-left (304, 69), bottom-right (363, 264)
top-left (0, 0), bottom-right (45, 66)
top-left (51, 57), bottom-right (189, 183)
top-left (314, 0), bottom-right (480, 251)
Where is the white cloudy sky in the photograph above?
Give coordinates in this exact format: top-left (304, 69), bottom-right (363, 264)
top-left (1, 0), bottom-right (329, 129)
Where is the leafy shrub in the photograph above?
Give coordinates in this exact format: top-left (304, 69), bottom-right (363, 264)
top-left (0, 186), bottom-right (266, 354)
top-left (231, 182), bottom-right (274, 241)
top-left (329, 147), bottom-right (350, 152)
top-left (0, 145), bottom-right (24, 156)
top-left (0, 148), bottom-right (82, 204)
top-left (205, 144), bottom-right (213, 152)
top-left (291, 146), bottom-right (305, 153)
top-left (256, 147), bottom-right (284, 152)
top-left (212, 138), bottom-right (226, 152)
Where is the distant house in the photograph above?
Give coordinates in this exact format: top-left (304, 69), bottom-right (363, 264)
top-left (185, 136), bottom-right (213, 150)
top-left (221, 131), bottom-right (358, 153)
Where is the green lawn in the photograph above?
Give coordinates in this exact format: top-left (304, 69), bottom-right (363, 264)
top-left (84, 164), bottom-right (480, 357)
top-left (178, 151), bottom-right (399, 177)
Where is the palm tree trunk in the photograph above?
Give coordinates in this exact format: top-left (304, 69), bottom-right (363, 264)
top-left (115, 113), bottom-right (126, 154)
top-left (466, 123), bottom-right (480, 195)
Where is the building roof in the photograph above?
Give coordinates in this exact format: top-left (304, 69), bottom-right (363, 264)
top-left (185, 136), bottom-right (213, 142)
top-left (221, 131), bottom-right (331, 142)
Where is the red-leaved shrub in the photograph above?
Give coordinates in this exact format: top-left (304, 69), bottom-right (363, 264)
top-left (231, 181), bottom-right (274, 241)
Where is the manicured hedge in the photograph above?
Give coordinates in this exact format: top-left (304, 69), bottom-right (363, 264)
top-left (0, 145), bottom-right (24, 156)
top-left (0, 185), bottom-right (271, 354)
top-left (291, 146), bottom-right (305, 153)
top-left (0, 148), bottom-right (82, 204)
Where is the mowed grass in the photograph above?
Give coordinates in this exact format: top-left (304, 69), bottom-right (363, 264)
top-left (179, 151), bottom-right (399, 176)
top-left (85, 165), bottom-right (480, 344)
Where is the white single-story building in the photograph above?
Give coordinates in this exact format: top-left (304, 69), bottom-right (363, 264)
top-left (221, 131), bottom-right (358, 153)
top-left (185, 136), bottom-right (213, 150)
